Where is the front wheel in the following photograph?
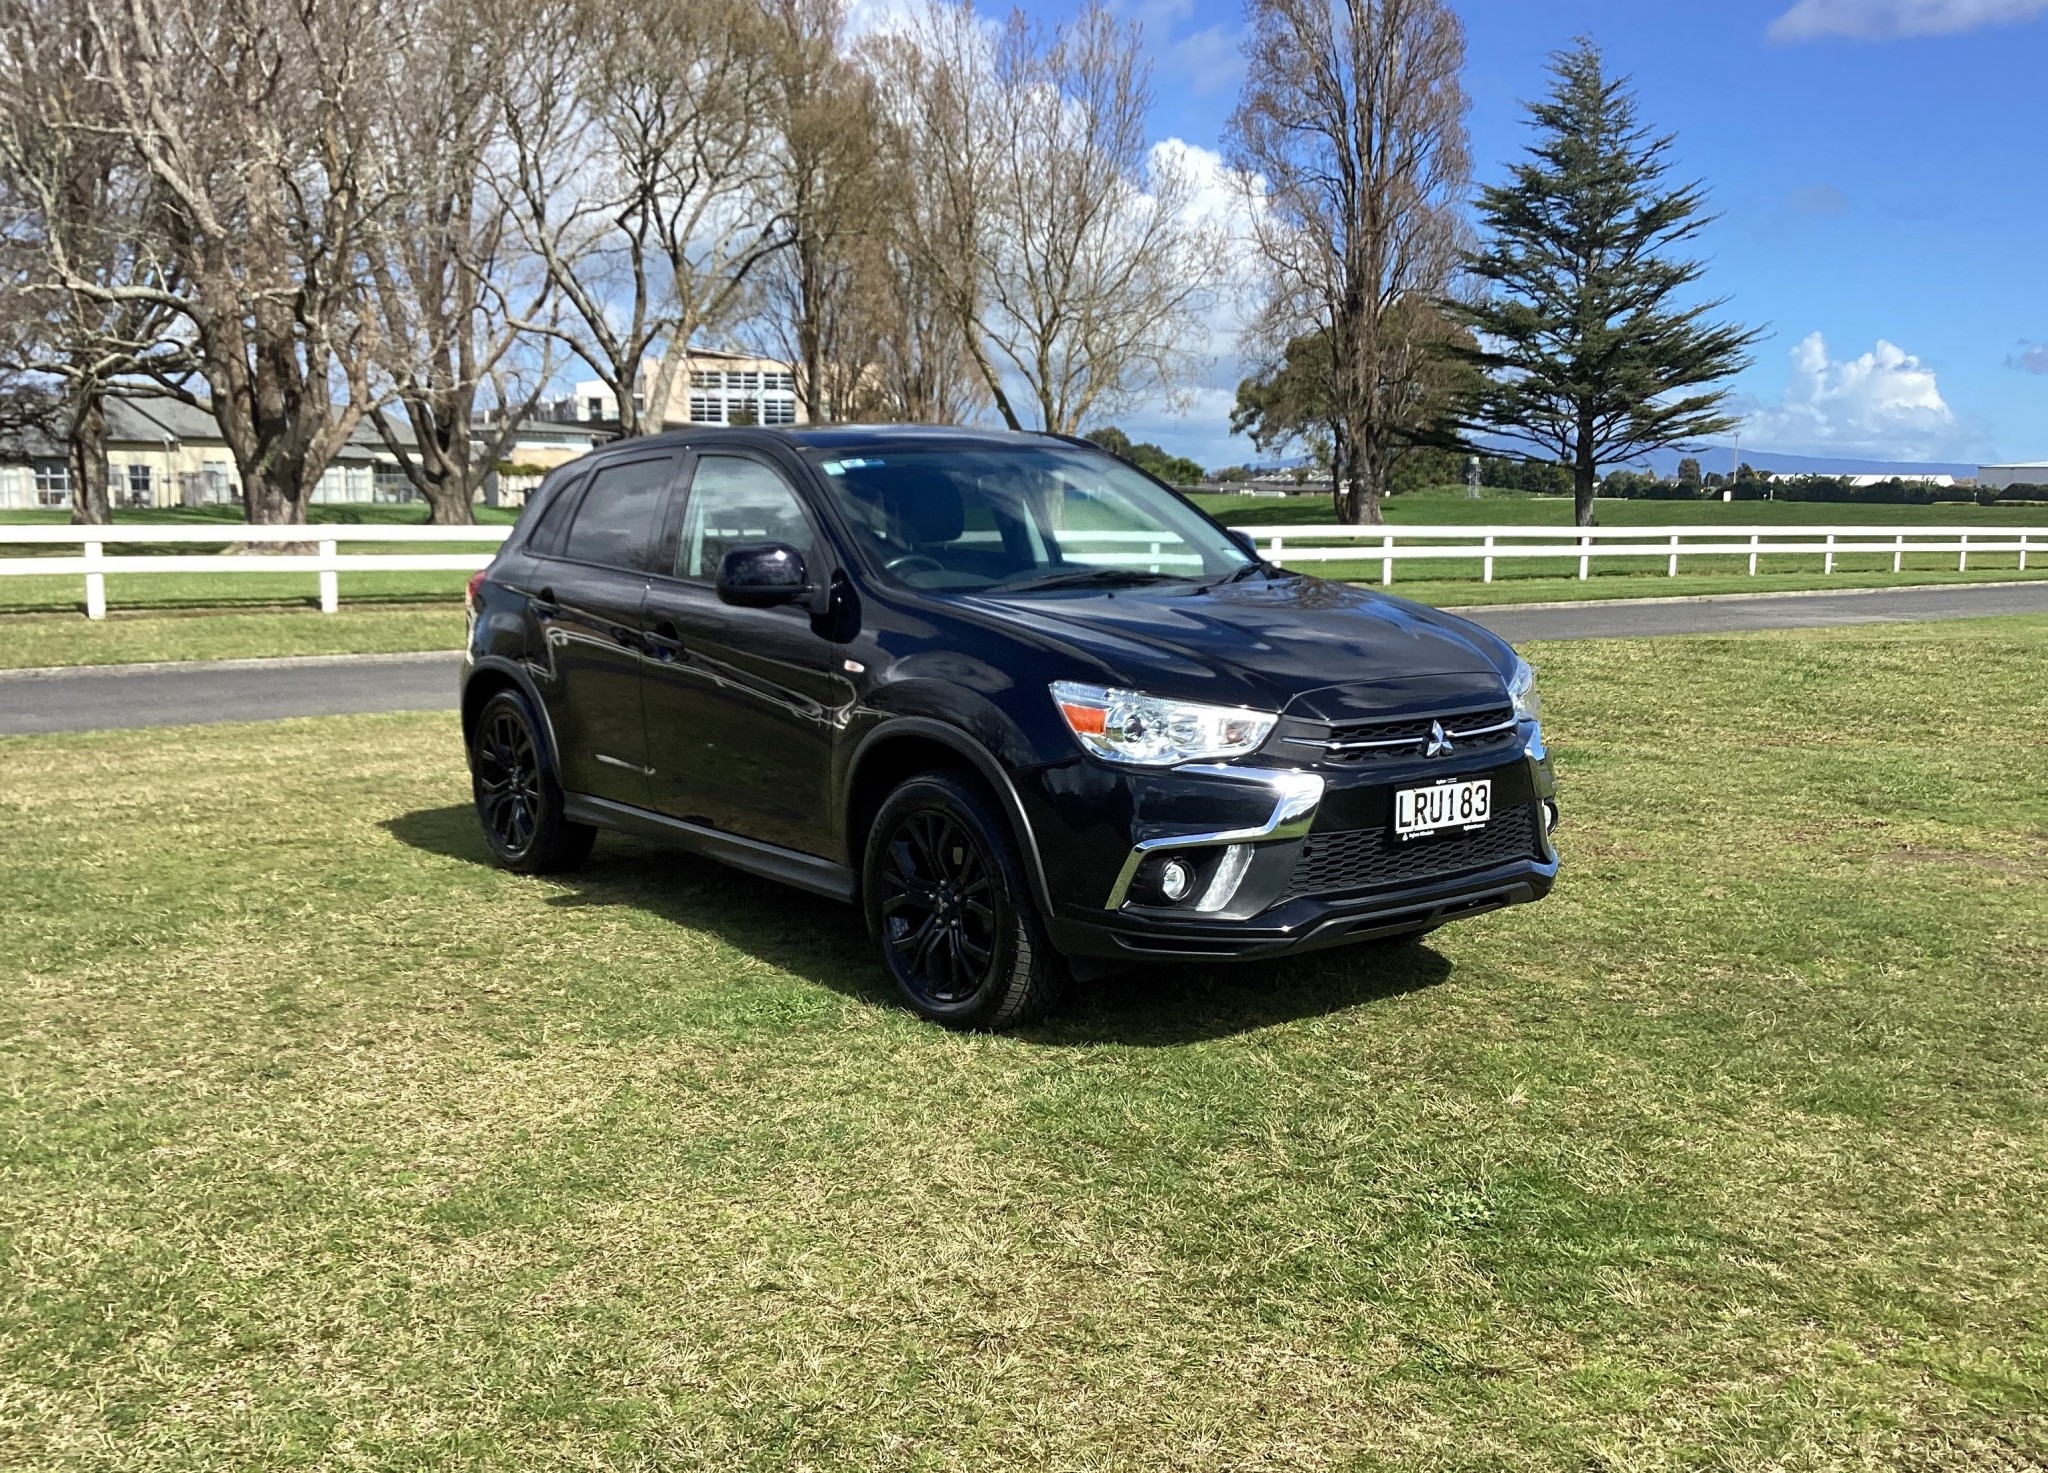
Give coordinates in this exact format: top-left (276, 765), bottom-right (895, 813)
top-left (862, 772), bottom-right (1066, 1030)
top-left (470, 689), bottom-right (595, 874)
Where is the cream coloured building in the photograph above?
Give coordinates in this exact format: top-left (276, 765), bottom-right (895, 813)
top-left (571, 349), bottom-right (805, 429)
top-left (0, 396), bottom-right (606, 511)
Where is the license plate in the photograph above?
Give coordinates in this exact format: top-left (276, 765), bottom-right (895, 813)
top-left (1395, 778), bottom-right (1491, 840)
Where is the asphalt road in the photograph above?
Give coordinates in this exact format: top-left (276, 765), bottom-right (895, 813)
top-left (5, 580), bottom-right (2046, 736)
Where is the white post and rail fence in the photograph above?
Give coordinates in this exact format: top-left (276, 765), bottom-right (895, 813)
top-left (1236, 524), bottom-right (2037, 585)
top-left (0, 522), bottom-right (2039, 618)
top-left (0, 524), bottom-right (508, 619)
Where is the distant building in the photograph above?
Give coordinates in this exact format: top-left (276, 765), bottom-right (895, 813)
top-left (567, 349), bottom-right (804, 429)
top-left (1841, 473), bottom-right (1956, 489)
top-left (1975, 462), bottom-right (2048, 490)
top-left (0, 396), bottom-right (606, 512)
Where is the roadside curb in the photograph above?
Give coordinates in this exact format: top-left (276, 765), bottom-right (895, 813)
top-left (0, 649), bottom-right (464, 681)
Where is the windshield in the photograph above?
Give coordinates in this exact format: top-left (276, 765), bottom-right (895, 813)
top-left (811, 442), bottom-right (1254, 593)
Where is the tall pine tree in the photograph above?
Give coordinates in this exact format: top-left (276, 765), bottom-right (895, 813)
top-left (1456, 40), bottom-right (1760, 526)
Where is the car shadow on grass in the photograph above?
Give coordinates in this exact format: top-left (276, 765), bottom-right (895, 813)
top-left (384, 804), bottom-right (1452, 1045)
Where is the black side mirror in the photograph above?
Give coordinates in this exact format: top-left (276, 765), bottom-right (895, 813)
top-left (716, 543), bottom-right (809, 607)
top-left (1229, 530), bottom-right (1260, 559)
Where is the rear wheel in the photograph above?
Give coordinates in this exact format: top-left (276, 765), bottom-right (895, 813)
top-left (470, 689), bottom-right (595, 874)
top-left (863, 772), bottom-right (1065, 1030)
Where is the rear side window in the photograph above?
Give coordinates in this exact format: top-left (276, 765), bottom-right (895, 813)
top-left (561, 456), bottom-right (674, 571)
top-left (522, 472), bottom-right (587, 558)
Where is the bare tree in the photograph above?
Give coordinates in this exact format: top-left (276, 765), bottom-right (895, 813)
top-left (978, 5), bottom-right (1219, 435)
top-left (870, 3), bottom-right (1216, 435)
top-left (1227, 0), bottom-right (1470, 524)
top-left (752, 0), bottom-right (881, 423)
top-left (864, 5), bottom-right (1025, 428)
top-left (75, 0), bottom-right (385, 524)
top-left (500, 0), bottom-right (782, 437)
top-left (0, 0), bottom-right (188, 525)
top-left (360, 0), bottom-right (554, 523)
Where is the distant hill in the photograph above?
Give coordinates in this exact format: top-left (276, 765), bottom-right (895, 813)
top-left (1237, 444), bottom-right (1987, 482)
top-left (1607, 445), bottom-right (1979, 479)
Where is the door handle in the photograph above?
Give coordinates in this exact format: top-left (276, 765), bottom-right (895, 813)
top-left (649, 619), bottom-right (687, 662)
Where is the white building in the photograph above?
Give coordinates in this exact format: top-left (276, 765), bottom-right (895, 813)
top-left (572, 349), bottom-right (804, 429)
top-left (0, 396), bottom-right (606, 511)
top-left (1975, 462), bottom-right (2048, 490)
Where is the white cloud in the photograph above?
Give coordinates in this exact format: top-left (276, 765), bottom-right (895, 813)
top-left (1167, 22), bottom-right (1247, 96)
top-left (1768, 0), bottom-right (2048, 41)
top-left (1744, 332), bottom-right (1969, 459)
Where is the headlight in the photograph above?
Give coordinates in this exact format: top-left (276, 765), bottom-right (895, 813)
top-left (1050, 681), bottom-right (1276, 766)
top-left (1508, 657), bottom-right (1541, 723)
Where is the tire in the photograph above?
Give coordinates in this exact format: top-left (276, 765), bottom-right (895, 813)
top-left (469, 688), bottom-right (596, 875)
top-left (862, 771), bottom-right (1066, 1030)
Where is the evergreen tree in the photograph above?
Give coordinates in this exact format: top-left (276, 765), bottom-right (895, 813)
top-left (1455, 39), bottom-right (1761, 526)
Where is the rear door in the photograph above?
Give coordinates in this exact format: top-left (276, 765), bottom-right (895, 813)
top-left (640, 450), bottom-right (853, 856)
top-left (528, 452), bottom-right (680, 806)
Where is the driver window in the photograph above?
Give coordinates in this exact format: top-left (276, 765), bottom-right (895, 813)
top-left (676, 455), bottom-right (817, 582)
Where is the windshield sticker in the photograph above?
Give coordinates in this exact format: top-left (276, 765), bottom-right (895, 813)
top-left (820, 458), bottom-right (883, 476)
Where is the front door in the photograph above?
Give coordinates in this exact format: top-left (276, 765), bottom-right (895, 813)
top-left (640, 451), bottom-right (853, 857)
top-left (531, 452), bottom-right (678, 806)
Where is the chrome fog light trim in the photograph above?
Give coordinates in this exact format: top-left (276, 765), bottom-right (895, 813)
top-left (1105, 765), bottom-right (1326, 910)
top-left (1193, 844), bottom-right (1253, 913)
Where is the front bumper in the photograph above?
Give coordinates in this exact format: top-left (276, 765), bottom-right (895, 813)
top-left (1017, 725), bottom-right (1559, 962)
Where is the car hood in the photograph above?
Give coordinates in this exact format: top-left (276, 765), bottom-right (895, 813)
top-left (960, 576), bottom-right (1508, 713)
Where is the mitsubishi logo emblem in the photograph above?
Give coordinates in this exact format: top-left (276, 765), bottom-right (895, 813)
top-left (1425, 719), bottom-right (1453, 758)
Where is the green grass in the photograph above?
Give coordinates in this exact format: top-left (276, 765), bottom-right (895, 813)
top-left (0, 605), bottom-right (467, 669)
top-left (3, 619), bottom-right (2046, 1468)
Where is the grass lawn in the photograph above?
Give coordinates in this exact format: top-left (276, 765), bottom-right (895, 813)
top-left (3, 619), bottom-right (2045, 1468)
top-left (0, 605), bottom-right (468, 670)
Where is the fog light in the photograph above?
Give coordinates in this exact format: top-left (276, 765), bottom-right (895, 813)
top-left (1158, 858), bottom-right (1193, 902)
top-left (1544, 800), bottom-right (1559, 835)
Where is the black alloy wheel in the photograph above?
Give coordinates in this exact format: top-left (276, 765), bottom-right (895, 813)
top-left (879, 808), bottom-right (998, 1006)
top-left (470, 689), bottom-right (595, 874)
top-left (863, 772), bottom-right (1065, 1030)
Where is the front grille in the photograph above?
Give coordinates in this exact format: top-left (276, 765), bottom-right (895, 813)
top-left (1282, 804), bottom-right (1542, 901)
top-left (1280, 703), bottom-right (1519, 765)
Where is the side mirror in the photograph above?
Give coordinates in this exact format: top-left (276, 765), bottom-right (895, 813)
top-left (1229, 530), bottom-right (1260, 559)
top-left (716, 543), bottom-right (809, 607)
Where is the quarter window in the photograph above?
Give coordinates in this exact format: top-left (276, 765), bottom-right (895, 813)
top-left (560, 458), bottom-right (672, 570)
top-left (676, 456), bottom-right (816, 582)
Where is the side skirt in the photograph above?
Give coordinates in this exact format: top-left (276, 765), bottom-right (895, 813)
top-left (563, 793), bottom-right (858, 904)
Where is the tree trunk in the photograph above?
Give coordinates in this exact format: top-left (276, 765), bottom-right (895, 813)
top-left (1355, 435), bottom-right (1386, 526)
top-left (242, 463), bottom-right (308, 525)
top-left (1572, 445), bottom-right (1597, 526)
top-left (418, 465), bottom-right (476, 525)
top-left (67, 391), bottom-right (112, 526)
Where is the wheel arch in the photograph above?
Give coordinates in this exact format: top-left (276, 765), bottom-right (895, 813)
top-left (461, 658), bottom-right (564, 777)
top-left (844, 718), bottom-right (1055, 919)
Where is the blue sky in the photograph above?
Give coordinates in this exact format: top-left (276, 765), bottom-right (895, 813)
top-left (1069, 0), bottom-right (2048, 472)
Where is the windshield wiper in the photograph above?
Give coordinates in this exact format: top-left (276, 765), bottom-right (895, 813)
top-left (994, 567), bottom-right (1187, 593)
top-left (1195, 560), bottom-right (1268, 593)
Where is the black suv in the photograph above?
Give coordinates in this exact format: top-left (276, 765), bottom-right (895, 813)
top-left (462, 426), bottom-right (1558, 1029)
